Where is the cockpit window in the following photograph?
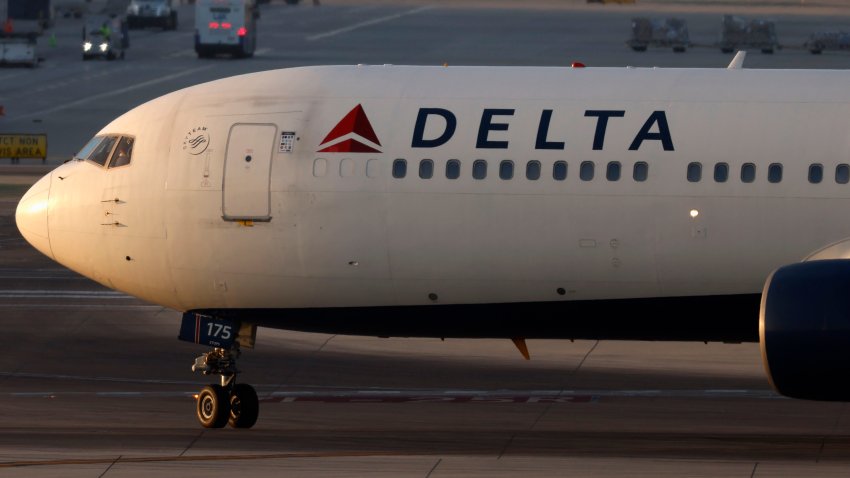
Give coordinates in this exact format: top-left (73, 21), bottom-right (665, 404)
top-left (108, 136), bottom-right (134, 168)
top-left (86, 136), bottom-right (119, 166)
top-left (75, 136), bottom-right (106, 161)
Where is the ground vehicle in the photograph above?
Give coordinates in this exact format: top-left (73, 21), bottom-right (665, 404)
top-left (82, 15), bottom-right (127, 60)
top-left (719, 15), bottom-right (779, 54)
top-left (805, 31), bottom-right (850, 54)
top-left (628, 17), bottom-right (690, 53)
top-left (195, 0), bottom-right (257, 58)
top-left (7, 0), bottom-right (54, 29)
top-left (126, 0), bottom-right (177, 30)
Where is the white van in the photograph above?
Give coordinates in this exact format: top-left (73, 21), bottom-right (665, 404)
top-left (194, 0), bottom-right (257, 58)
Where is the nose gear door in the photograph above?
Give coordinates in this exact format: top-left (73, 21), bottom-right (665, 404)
top-left (222, 123), bottom-right (276, 222)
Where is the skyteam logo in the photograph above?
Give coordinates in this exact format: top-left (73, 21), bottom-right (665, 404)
top-left (317, 104), bottom-right (382, 153)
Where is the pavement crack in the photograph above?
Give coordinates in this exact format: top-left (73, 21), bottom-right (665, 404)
top-left (424, 457), bottom-right (442, 477)
top-left (97, 455), bottom-right (121, 478)
top-left (497, 433), bottom-right (516, 460)
top-left (528, 340), bottom-right (599, 431)
top-left (180, 431), bottom-right (204, 457)
top-left (749, 462), bottom-right (759, 478)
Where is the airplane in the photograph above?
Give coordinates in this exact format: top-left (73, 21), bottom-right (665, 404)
top-left (15, 57), bottom-right (850, 429)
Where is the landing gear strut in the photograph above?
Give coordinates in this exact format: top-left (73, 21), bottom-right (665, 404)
top-left (192, 345), bottom-right (259, 428)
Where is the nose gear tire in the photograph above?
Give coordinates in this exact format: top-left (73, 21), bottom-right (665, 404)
top-left (196, 384), bottom-right (230, 428)
top-left (228, 383), bottom-right (259, 428)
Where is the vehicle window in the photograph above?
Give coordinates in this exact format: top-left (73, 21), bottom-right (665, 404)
top-left (837, 164), bottom-right (850, 184)
top-left (767, 163), bottom-right (782, 183)
top-left (75, 136), bottom-right (105, 161)
top-left (499, 160), bottom-right (514, 180)
top-left (741, 163), bottom-right (756, 183)
top-left (419, 159), bottom-right (434, 179)
top-left (552, 161), bottom-right (567, 181)
top-left (687, 162), bottom-right (702, 182)
top-left (108, 136), bottom-right (134, 168)
top-left (526, 160), bottom-right (541, 180)
top-left (606, 161), bottom-right (621, 181)
top-left (714, 163), bottom-right (729, 183)
top-left (392, 159), bottom-right (407, 178)
top-left (446, 159), bottom-right (460, 179)
top-left (633, 162), bottom-right (648, 182)
top-left (87, 135), bottom-right (119, 166)
top-left (580, 161), bottom-right (594, 181)
top-left (808, 164), bottom-right (823, 184)
top-left (472, 160), bottom-right (487, 180)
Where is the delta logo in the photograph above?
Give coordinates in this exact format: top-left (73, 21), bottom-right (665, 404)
top-left (316, 104), bottom-right (382, 153)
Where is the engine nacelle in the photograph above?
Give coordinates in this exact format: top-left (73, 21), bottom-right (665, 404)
top-left (761, 259), bottom-right (850, 401)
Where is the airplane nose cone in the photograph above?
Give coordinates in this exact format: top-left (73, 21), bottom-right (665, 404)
top-left (15, 173), bottom-right (53, 260)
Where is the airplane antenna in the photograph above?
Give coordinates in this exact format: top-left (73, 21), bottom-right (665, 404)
top-left (511, 338), bottom-right (531, 360)
top-left (727, 50), bottom-right (746, 70)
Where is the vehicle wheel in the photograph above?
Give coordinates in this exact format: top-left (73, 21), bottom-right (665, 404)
top-left (82, 53), bottom-right (89, 61)
top-left (228, 384), bottom-right (259, 429)
top-left (170, 12), bottom-right (178, 30)
top-left (761, 48), bottom-right (774, 54)
top-left (120, 51), bottom-right (125, 60)
top-left (672, 46), bottom-right (686, 53)
top-left (631, 45), bottom-right (647, 52)
top-left (196, 384), bottom-right (230, 428)
top-left (810, 49), bottom-right (822, 55)
top-left (721, 47), bottom-right (734, 54)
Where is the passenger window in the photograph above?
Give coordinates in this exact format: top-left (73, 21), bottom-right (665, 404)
top-left (339, 158), bottom-right (355, 177)
top-left (741, 163), bottom-right (756, 183)
top-left (633, 162), bottom-right (648, 182)
top-left (553, 161), bottom-right (567, 181)
top-left (419, 159), bottom-right (434, 179)
top-left (472, 160), bottom-right (487, 180)
top-left (313, 158), bottom-right (328, 177)
top-left (687, 162), bottom-right (702, 182)
top-left (108, 136), bottom-right (134, 168)
top-left (87, 135), bottom-right (118, 166)
top-left (366, 159), bottom-right (380, 178)
top-left (579, 161), bottom-right (594, 181)
top-left (606, 161), bottom-right (621, 181)
top-left (526, 160), bottom-right (541, 180)
top-left (446, 159), bottom-right (460, 179)
top-left (767, 163), bottom-right (782, 183)
top-left (392, 159), bottom-right (407, 178)
top-left (714, 163), bottom-right (729, 183)
top-left (808, 164), bottom-right (823, 184)
top-left (837, 164), bottom-right (850, 184)
top-left (499, 160), bottom-right (514, 180)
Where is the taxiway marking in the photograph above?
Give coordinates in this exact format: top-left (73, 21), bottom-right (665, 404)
top-left (306, 6), bottom-right (433, 41)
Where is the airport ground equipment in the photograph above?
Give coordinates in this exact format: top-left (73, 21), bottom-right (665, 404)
top-left (7, 0), bottom-right (53, 29)
top-left (195, 0), bottom-right (257, 58)
top-left (719, 15), bottom-right (779, 54)
top-left (628, 18), bottom-right (689, 52)
top-left (0, 20), bottom-right (38, 67)
top-left (82, 14), bottom-right (128, 60)
top-left (805, 31), bottom-right (850, 54)
top-left (126, 0), bottom-right (177, 30)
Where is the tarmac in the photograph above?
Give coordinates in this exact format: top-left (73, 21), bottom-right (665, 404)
top-left (3, 1), bottom-right (850, 476)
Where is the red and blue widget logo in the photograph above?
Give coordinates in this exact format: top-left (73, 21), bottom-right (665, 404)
top-left (316, 104), bottom-right (382, 153)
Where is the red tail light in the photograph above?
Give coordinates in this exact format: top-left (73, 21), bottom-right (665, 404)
top-left (208, 21), bottom-right (219, 29)
top-left (237, 27), bottom-right (247, 37)
top-left (221, 22), bottom-right (232, 29)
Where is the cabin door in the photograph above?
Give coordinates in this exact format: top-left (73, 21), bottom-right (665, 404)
top-left (222, 123), bottom-right (277, 221)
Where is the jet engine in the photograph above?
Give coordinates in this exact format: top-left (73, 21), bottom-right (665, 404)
top-left (760, 259), bottom-right (850, 401)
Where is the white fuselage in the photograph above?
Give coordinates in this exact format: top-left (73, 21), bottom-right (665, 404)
top-left (16, 65), bottom-right (850, 318)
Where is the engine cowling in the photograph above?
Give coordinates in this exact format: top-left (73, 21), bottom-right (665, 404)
top-left (761, 259), bottom-right (850, 401)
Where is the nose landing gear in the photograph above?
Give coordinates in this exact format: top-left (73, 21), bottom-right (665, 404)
top-left (192, 345), bottom-right (259, 429)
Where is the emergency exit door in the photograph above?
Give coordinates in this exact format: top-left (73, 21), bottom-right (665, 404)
top-left (222, 123), bottom-right (276, 221)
